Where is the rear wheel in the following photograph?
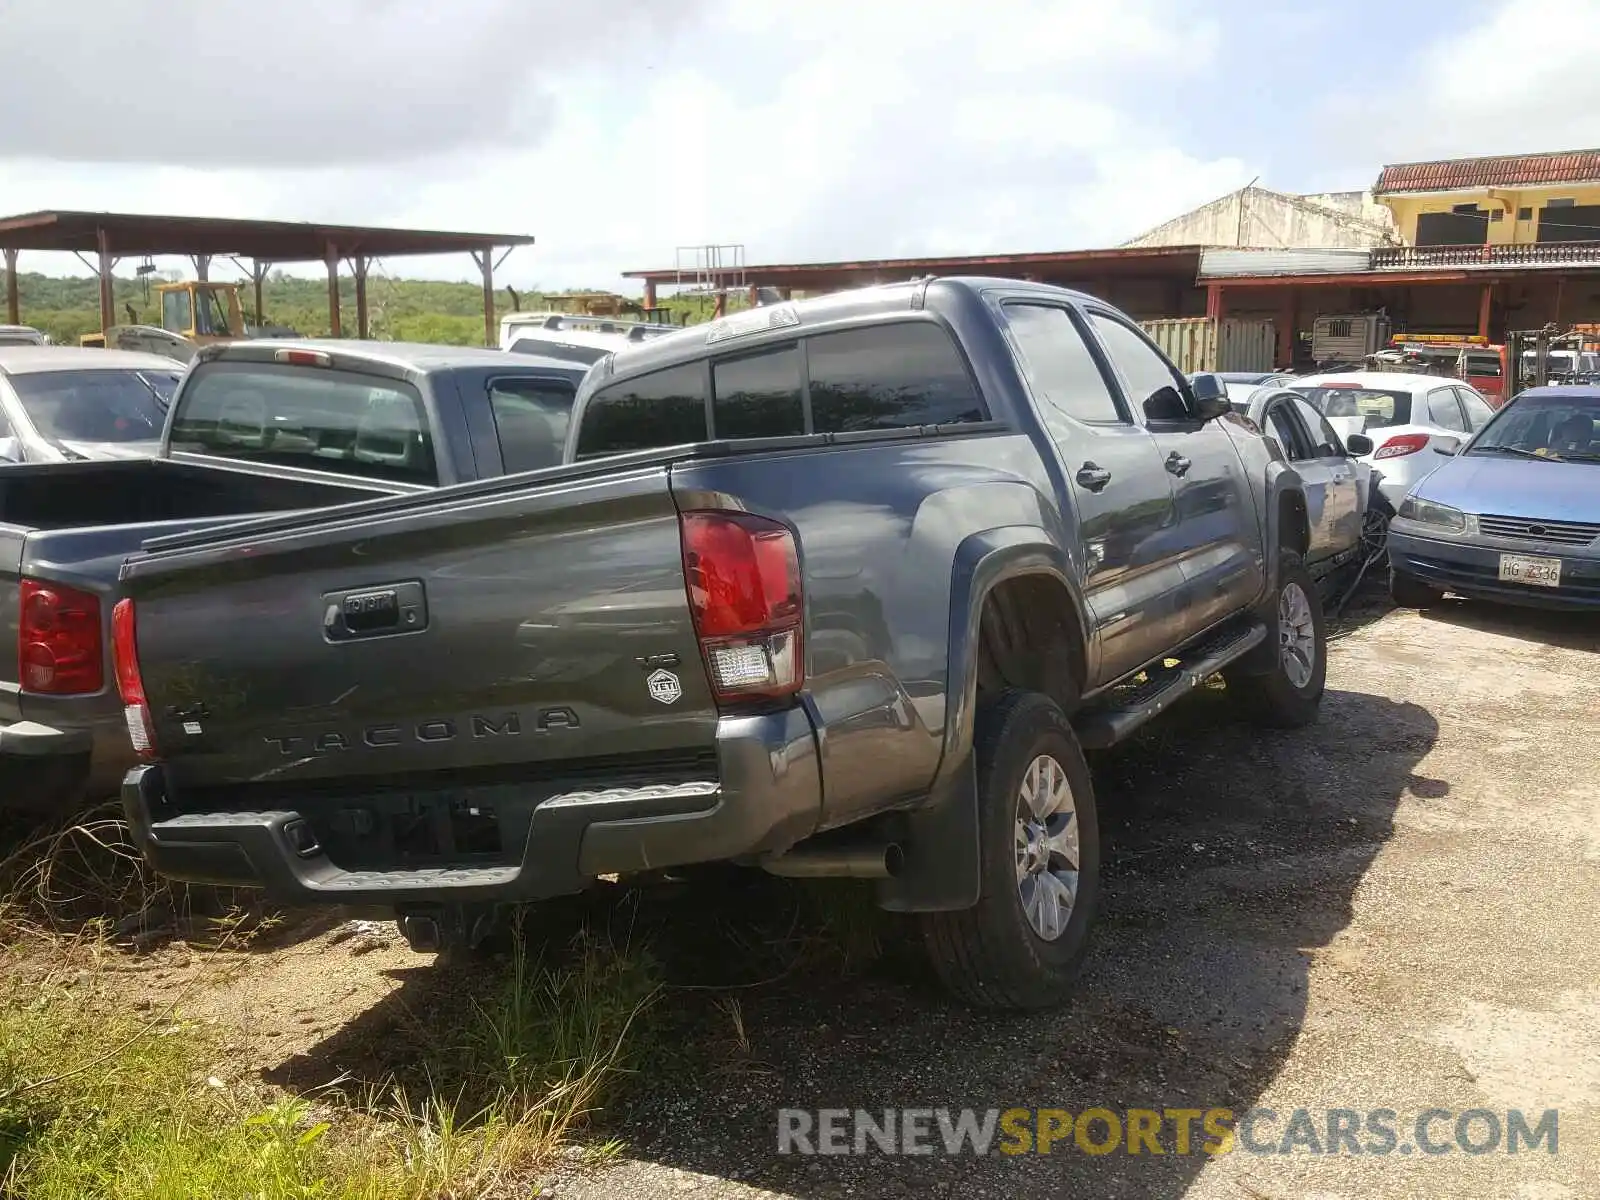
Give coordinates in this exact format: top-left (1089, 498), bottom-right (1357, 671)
top-left (919, 690), bottom-right (1100, 1010)
top-left (1225, 551), bottom-right (1326, 728)
top-left (1389, 568), bottom-right (1445, 609)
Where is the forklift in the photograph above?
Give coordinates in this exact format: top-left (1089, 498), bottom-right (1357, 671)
top-left (1507, 324), bottom-right (1600, 393)
top-left (81, 279), bottom-right (298, 362)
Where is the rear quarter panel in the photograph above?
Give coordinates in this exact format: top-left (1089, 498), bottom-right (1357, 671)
top-left (674, 430), bottom-right (1072, 830)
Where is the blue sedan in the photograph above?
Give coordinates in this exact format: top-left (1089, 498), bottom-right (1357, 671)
top-left (1388, 386), bottom-right (1600, 610)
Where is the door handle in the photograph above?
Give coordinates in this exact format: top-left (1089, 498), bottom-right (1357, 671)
top-left (1075, 462), bottom-right (1112, 492)
top-left (323, 580), bottom-right (429, 642)
top-left (1165, 451), bottom-right (1192, 477)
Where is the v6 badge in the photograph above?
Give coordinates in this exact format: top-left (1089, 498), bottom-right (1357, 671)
top-left (646, 669), bottom-right (683, 705)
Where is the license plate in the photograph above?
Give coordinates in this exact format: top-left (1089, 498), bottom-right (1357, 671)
top-left (1498, 553), bottom-right (1562, 588)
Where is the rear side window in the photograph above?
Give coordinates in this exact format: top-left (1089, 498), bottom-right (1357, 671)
top-left (807, 322), bottom-right (984, 432)
top-left (575, 362), bottom-right (707, 459)
top-left (488, 377), bottom-right (575, 474)
top-left (713, 345), bottom-right (804, 438)
top-left (168, 363), bottom-right (439, 485)
top-left (1427, 387), bottom-right (1467, 432)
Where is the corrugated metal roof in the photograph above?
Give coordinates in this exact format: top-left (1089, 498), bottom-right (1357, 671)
top-left (1198, 248), bottom-right (1372, 278)
top-left (1374, 150), bottom-right (1600, 194)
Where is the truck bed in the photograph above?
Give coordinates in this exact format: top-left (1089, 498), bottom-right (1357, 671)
top-left (0, 456), bottom-right (415, 532)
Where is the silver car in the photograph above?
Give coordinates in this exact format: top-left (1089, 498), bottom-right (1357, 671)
top-left (1284, 371), bottom-right (1497, 510)
top-left (1389, 385), bottom-right (1600, 611)
top-left (0, 347), bottom-right (182, 464)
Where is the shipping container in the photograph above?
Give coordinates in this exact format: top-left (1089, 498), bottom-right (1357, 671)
top-left (1139, 316), bottom-right (1276, 374)
top-left (1310, 313), bottom-right (1391, 365)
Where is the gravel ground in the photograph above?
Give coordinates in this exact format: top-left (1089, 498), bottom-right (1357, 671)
top-left (548, 598), bottom-right (1600, 1199)
top-left (23, 593), bottom-right (1594, 1199)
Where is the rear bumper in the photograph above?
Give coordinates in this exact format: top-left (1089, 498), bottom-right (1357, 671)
top-left (0, 708), bottom-right (130, 812)
top-left (122, 708), bottom-right (823, 907)
top-left (1390, 528), bottom-right (1600, 610)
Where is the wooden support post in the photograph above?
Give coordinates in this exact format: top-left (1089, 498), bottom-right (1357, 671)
top-left (1205, 282), bottom-right (1226, 322)
top-left (471, 248), bottom-right (497, 347)
top-left (353, 256), bottom-right (370, 339)
top-left (192, 254), bottom-right (211, 283)
top-left (642, 279), bottom-right (657, 311)
top-left (713, 292), bottom-right (727, 320)
top-left (252, 259), bottom-right (269, 325)
top-left (1478, 282), bottom-right (1493, 341)
top-left (324, 244), bottom-right (342, 337)
top-left (96, 227), bottom-right (115, 337)
top-left (3, 249), bottom-right (18, 326)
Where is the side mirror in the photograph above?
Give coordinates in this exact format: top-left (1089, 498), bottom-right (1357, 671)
top-left (0, 436), bottom-right (23, 464)
top-left (1188, 372), bottom-right (1231, 421)
top-left (1345, 433), bottom-right (1374, 456)
top-left (1434, 443), bottom-right (1458, 456)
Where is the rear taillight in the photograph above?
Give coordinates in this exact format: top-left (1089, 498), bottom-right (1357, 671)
top-left (680, 510), bottom-right (803, 702)
top-left (111, 599), bottom-right (158, 760)
top-left (1373, 433), bottom-right (1431, 460)
top-left (18, 579), bottom-right (103, 695)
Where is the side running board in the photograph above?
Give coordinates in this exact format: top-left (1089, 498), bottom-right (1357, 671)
top-left (1074, 620), bottom-right (1268, 750)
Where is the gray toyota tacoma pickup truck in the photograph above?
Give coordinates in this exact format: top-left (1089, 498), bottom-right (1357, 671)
top-left (115, 279), bottom-right (1326, 1009)
top-left (4, 340), bottom-right (586, 811)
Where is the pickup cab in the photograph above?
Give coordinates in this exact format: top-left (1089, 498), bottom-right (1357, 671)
top-left (3, 339), bottom-right (587, 811)
top-left (115, 280), bottom-right (1325, 1009)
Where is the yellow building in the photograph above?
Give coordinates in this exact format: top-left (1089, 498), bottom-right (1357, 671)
top-left (1374, 148), bottom-right (1600, 247)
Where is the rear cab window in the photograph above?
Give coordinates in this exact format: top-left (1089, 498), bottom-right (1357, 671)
top-left (167, 362), bottom-right (440, 485)
top-left (487, 376), bottom-right (576, 474)
top-left (572, 319), bottom-right (986, 459)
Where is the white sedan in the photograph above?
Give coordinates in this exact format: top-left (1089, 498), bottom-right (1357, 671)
top-left (1281, 371), bottom-right (1498, 510)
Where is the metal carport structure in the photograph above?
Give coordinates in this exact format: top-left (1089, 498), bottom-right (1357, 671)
top-left (0, 210), bottom-right (536, 345)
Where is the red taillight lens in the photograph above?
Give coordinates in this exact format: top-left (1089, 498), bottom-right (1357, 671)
top-left (1373, 433), bottom-right (1431, 460)
top-left (18, 579), bottom-right (103, 695)
top-left (112, 599), bottom-right (158, 760)
top-left (680, 511), bottom-right (803, 701)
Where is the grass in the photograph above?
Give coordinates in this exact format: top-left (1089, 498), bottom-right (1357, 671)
top-left (0, 807), bottom-right (895, 1198)
top-left (0, 813), bottom-right (665, 1199)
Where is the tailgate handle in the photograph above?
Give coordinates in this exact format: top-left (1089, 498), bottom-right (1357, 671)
top-left (324, 581), bottom-right (428, 642)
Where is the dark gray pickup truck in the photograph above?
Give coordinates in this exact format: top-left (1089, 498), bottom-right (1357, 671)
top-left (3, 340), bottom-right (586, 811)
top-left (116, 280), bottom-right (1326, 1009)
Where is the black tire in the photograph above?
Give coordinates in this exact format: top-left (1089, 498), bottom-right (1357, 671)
top-left (1224, 551), bottom-right (1327, 729)
top-left (919, 689), bottom-right (1100, 1010)
top-left (1389, 568), bottom-right (1445, 609)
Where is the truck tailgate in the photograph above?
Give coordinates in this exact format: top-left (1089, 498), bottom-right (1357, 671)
top-left (119, 462), bottom-right (718, 795)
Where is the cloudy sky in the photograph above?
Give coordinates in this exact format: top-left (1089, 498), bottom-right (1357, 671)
top-left (2, 0), bottom-right (1596, 293)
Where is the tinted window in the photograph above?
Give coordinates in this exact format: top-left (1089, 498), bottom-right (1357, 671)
top-left (8, 369), bottom-right (177, 445)
top-left (575, 362), bottom-right (707, 459)
top-left (1266, 406), bottom-right (1311, 460)
top-left (1293, 399), bottom-right (1344, 456)
top-left (1427, 387), bottom-right (1467, 431)
top-left (713, 345), bottom-right (804, 438)
top-left (1005, 304), bottom-right (1123, 424)
top-left (1088, 313), bottom-right (1188, 417)
top-left (807, 322), bottom-right (984, 432)
top-left (488, 377), bottom-right (575, 474)
top-left (1457, 387), bottom-right (1495, 430)
top-left (169, 363), bottom-right (438, 484)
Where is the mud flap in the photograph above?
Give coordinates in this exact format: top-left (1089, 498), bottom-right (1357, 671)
top-left (875, 753), bottom-right (982, 913)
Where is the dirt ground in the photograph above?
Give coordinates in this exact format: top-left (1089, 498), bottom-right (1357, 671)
top-left (20, 592), bottom-right (1600, 1198)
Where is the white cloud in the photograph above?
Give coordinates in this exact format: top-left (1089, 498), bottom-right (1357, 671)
top-left (3, 0), bottom-right (1252, 291)
top-left (1323, 0), bottom-right (1600, 166)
